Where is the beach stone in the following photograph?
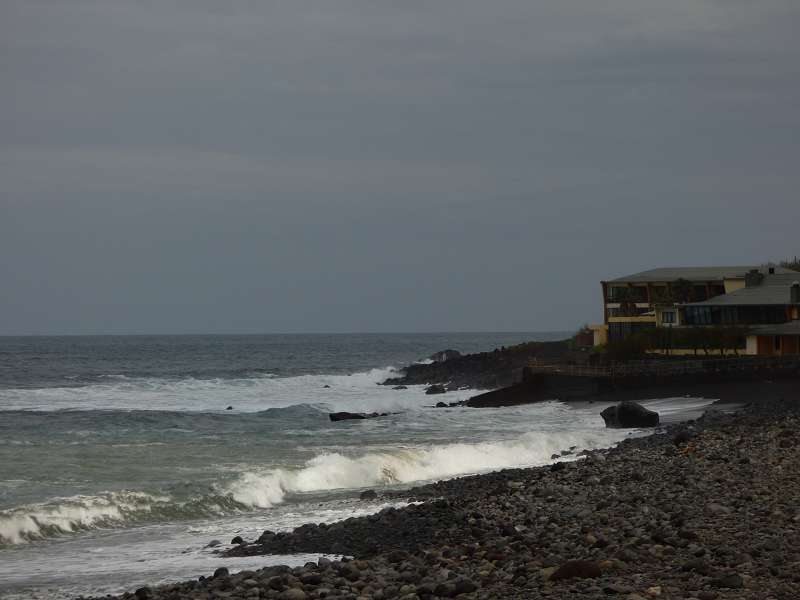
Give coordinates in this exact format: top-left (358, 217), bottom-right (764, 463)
top-left (213, 567), bottom-right (230, 578)
top-left (645, 585), bottom-right (662, 597)
top-left (454, 578), bottom-right (477, 594)
top-left (706, 503), bottom-right (731, 515)
top-left (281, 589), bottom-right (307, 600)
top-left (603, 583), bottom-right (634, 594)
top-left (134, 587), bottom-right (151, 600)
top-left (360, 489), bottom-right (378, 500)
top-left (549, 560), bottom-right (602, 581)
top-left (711, 572), bottom-right (744, 589)
top-left (231, 535), bottom-right (244, 545)
top-left (600, 402), bottom-right (660, 428)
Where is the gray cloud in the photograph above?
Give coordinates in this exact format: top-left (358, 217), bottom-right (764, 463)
top-left (2, 0), bottom-right (799, 334)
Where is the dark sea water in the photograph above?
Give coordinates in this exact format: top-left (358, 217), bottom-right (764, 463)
top-left (0, 333), bottom-right (710, 599)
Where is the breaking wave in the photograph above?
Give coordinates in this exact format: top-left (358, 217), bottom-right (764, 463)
top-left (224, 427), bottom-right (623, 507)
top-left (0, 427), bottom-right (624, 545)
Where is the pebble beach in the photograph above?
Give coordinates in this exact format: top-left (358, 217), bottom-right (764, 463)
top-left (88, 395), bottom-right (800, 600)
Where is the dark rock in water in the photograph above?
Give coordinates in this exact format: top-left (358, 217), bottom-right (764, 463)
top-left (206, 539), bottom-right (222, 548)
top-left (213, 567), bottom-right (229, 578)
top-left (600, 401), bottom-right (659, 428)
top-left (329, 412), bottom-right (368, 421)
top-left (323, 384), bottom-right (331, 388)
top-left (550, 462), bottom-right (566, 472)
top-left (360, 489), bottom-right (377, 500)
top-left (466, 381), bottom-right (543, 408)
top-left (549, 560), bottom-right (602, 581)
top-left (435, 401), bottom-right (448, 408)
top-left (425, 384), bottom-right (447, 395)
top-left (225, 406), bottom-right (233, 410)
top-left (429, 349), bottom-right (462, 363)
top-left (230, 535), bottom-right (244, 545)
top-left (134, 587), bottom-right (151, 600)
top-left (393, 385), bottom-right (408, 390)
top-left (329, 411), bottom-right (392, 422)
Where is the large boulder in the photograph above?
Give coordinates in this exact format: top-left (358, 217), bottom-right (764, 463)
top-left (600, 401), bottom-right (659, 428)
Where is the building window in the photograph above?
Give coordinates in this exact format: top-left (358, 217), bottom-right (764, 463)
top-left (662, 311), bottom-right (675, 324)
top-left (775, 336), bottom-right (782, 352)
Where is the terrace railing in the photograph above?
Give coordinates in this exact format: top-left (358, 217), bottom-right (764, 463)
top-left (528, 356), bottom-right (800, 379)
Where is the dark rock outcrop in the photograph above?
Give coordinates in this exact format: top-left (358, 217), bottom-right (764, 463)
top-left (383, 340), bottom-right (580, 391)
top-left (600, 401), bottom-right (660, 428)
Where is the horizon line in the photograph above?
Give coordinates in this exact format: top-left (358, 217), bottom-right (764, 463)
top-left (0, 330), bottom-right (575, 338)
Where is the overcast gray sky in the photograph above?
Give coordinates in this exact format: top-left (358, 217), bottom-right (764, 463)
top-left (2, 1), bottom-right (798, 335)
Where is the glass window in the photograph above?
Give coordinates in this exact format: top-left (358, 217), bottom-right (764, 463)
top-left (662, 311), bottom-right (675, 324)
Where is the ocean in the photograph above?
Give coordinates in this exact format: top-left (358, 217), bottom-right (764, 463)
top-left (0, 333), bottom-right (712, 599)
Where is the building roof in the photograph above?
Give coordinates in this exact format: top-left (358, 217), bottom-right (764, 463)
top-left (747, 321), bottom-right (800, 336)
top-left (686, 273), bottom-right (800, 307)
top-left (607, 266), bottom-right (792, 284)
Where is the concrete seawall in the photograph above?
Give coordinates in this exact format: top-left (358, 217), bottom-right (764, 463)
top-left (466, 359), bottom-right (800, 407)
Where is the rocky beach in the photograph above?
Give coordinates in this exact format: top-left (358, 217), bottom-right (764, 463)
top-left (89, 395), bottom-right (800, 600)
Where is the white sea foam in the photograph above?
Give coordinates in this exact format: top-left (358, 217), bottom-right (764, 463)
top-left (0, 366), bottom-right (447, 413)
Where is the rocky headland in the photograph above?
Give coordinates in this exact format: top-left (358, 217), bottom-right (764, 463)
top-left (382, 341), bottom-right (583, 391)
top-left (93, 397), bottom-right (800, 600)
